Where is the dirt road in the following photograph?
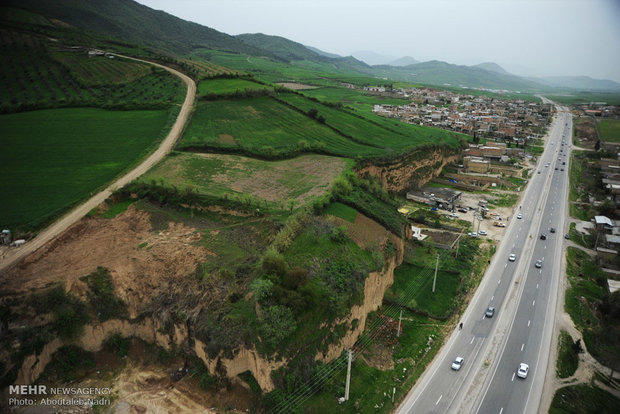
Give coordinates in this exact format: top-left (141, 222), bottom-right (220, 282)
top-left (0, 56), bottom-right (196, 273)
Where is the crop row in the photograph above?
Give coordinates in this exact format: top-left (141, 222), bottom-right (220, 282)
top-left (0, 30), bottom-right (184, 113)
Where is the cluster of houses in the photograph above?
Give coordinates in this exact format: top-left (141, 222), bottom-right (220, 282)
top-left (372, 88), bottom-right (552, 143)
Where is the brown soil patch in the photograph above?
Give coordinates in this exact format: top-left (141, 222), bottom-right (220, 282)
top-left (210, 154), bottom-right (348, 203)
top-left (361, 342), bottom-right (395, 371)
top-left (330, 212), bottom-right (392, 249)
top-left (218, 134), bottom-right (236, 145)
top-left (275, 82), bottom-right (317, 90)
top-left (0, 205), bottom-right (210, 317)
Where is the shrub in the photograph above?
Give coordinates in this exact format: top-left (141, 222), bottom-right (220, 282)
top-left (260, 305), bottom-right (296, 348)
top-left (329, 226), bottom-right (349, 244)
top-left (251, 278), bottom-right (274, 303)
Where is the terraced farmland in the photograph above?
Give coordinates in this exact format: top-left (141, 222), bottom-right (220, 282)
top-left (0, 108), bottom-right (172, 232)
top-left (177, 96), bottom-right (385, 158)
top-left (0, 29), bottom-right (185, 113)
top-left (278, 93), bottom-right (463, 151)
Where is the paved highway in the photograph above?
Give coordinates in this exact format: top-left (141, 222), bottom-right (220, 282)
top-left (397, 104), bottom-right (571, 414)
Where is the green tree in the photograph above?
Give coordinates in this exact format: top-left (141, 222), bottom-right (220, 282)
top-left (261, 305), bottom-right (296, 348)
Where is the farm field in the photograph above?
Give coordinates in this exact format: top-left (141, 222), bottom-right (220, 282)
top-left (0, 107), bottom-right (172, 232)
top-left (278, 93), bottom-right (463, 150)
top-left (139, 152), bottom-right (353, 208)
top-left (598, 119), bottom-right (620, 143)
top-left (177, 96), bottom-right (385, 158)
top-left (197, 78), bottom-right (270, 96)
top-left (301, 86), bottom-right (409, 108)
top-left (0, 29), bottom-right (185, 113)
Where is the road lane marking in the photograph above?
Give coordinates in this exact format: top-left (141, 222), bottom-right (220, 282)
top-left (436, 395), bottom-right (442, 405)
top-left (498, 279), bottom-right (501, 284)
top-left (533, 300), bottom-right (535, 306)
top-left (521, 343), bottom-right (524, 351)
top-left (500, 408), bottom-right (504, 414)
top-left (528, 320), bottom-right (531, 327)
top-left (545, 245), bottom-right (547, 249)
top-left (471, 336), bottom-right (475, 344)
top-left (539, 269), bottom-right (542, 274)
top-left (511, 372), bottom-right (515, 382)
top-left (491, 295), bottom-right (494, 301)
top-left (537, 283), bottom-right (539, 289)
top-left (505, 263), bottom-right (508, 268)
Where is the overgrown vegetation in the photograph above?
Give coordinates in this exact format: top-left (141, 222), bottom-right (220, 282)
top-left (549, 384), bottom-right (620, 414)
top-left (565, 247), bottom-right (620, 370)
top-left (556, 330), bottom-right (580, 378)
top-left (81, 267), bottom-right (128, 321)
top-left (32, 285), bottom-right (90, 341)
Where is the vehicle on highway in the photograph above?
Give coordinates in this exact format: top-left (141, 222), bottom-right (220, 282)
top-left (509, 253), bottom-right (516, 261)
top-left (479, 230), bottom-right (487, 236)
top-left (550, 227), bottom-right (556, 233)
top-left (451, 357), bottom-right (464, 371)
top-left (517, 213), bottom-right (523, 219)
top-left (561, 168), bottom-right (564, 171)
top-left (485, 306), bottom-right (495, 318)
top-left (537, 170), bottom-right (541, 174)
top-left (517, 363), bottom-right (529, 379)
top-left (540, 234), bottom-right (547, 240)
top-left (565, 233), bottom-right (570, 239)
top-left (535, 259), bottom-right (543, 268)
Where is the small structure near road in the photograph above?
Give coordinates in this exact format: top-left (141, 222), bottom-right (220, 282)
top-left (411, 225), bottom-right (428, 241)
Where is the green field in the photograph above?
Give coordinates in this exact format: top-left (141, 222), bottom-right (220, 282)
top-left (324, 202), bottom-right (358, 222)
top-left (177, 96), bottom-right (387, 158)
top-left (0, 107), bottom-right (172, 232)
top-left (197, 78), bottom-right (270, 96)
top-left (139, 152), bottom-right (353, 208)
top-left (278, 93), bottom-right (463, 151)
top-left (301, 86), bottom-right (409, 108)
top-left (550, 384), bottom-right (620, 414)
top-left (598, 119), bottom-right (620, 143)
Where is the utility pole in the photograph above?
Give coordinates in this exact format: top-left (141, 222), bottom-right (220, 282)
top-left (397, 309), bottom-right (403, 338)
top-left (345, 349), bottom-right (353, 401)
top-left (432, 253), bottom-right (439, 293)
top-left (455, 240), bottom-right (460, 258)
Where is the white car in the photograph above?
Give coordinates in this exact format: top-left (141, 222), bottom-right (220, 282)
top-left (468, 232), bottom-right (478, 238)
top-left (509, 253), bottom-right (516, 262)
top-left (517, 213), bottom-right (523, 219)
top-left (478, 230), bottom-right (487, 236)
top-left (451, 357), bottom-right (464, 371)
top-left (517, 363), bottom-right (529, 379)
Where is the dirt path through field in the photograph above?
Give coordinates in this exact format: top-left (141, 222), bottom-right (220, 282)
top-left (0, 55), bottom-right (196, 273)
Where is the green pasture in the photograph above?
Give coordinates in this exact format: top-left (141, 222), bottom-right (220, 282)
top-left (0, 107), bottom-right (171, 232)
top-left (51, 52), bottom-right (151, 86)
top-left (177, 96), bottom-right (385, 157)
top-left (197, 78), bottom-right (270, 96)
top-left (138, 152), bottom-right (352, 208)
top-left (598, 119), bottom-right (620, 143)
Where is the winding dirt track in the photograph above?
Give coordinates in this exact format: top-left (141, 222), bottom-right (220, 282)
top-left (0, 56), bottom-right (196, 273)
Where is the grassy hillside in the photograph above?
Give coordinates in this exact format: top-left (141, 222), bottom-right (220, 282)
top-left (5, 0), bottom-right (276, 58)
top-left (0, 108), bottom-right (173, 232)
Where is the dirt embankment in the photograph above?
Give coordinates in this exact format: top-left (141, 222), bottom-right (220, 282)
top-left (10, 209), bottom-right (406, 397)
top-left (358, 146), bottom-right (461, 192)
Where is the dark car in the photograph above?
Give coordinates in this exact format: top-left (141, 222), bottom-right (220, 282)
top-left (540, 234), bottom-right (547, 240)
top-left (550, 227), bottom-right (556, 233)
top-left (565, 233), bottom-right (570, 239)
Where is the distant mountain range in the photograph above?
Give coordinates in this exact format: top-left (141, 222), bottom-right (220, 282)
top-left (6, 0), bottom-right (620, 93)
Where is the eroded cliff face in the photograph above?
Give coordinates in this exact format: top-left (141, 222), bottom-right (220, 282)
top-left (12, 218), bottom-right (406, 395)
top-left (316, 233), bottom-right (404, 362)
top-left (358, 146), bottom-right (461, 192)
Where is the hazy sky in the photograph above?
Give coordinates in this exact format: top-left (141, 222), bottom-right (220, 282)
top-left (136, 0), bottom-right (620, 82)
